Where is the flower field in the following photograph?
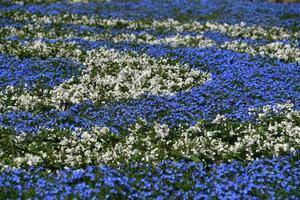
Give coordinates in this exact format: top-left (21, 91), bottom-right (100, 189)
top-left (0, 0), bottom-right (300, 199)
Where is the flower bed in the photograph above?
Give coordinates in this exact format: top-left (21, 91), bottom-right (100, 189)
top-left (0, 0), bottom-right (299, 199)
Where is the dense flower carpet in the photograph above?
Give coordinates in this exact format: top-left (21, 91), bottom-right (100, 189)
top-left (0, 0), bottom-right (300, 199)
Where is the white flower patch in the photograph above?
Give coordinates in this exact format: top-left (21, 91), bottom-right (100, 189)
top-left (146, 34), bottom-right (215, 48)
top-left (204, 21), bottom-right (299, 41)
top-left (0, 42), bottom-right (210, 111)
top-left (222, 41), bottom-right (300, 62)
top-left (2, 103), bottom-right (298, 168)
top-left (110, 33), bottom-right (216, 48)
top-left (0, 85), bottom-right (52, 112)
top-left (1, 25), bottom-right (215, 48)
top-left (14, 153), bottom-right (41, 166)
top-left (154, 122), bottom-right (170, 139)
top-left (173, 106), bottom-right (300, 161)
top-left (49, 47), bottom-right (210, 109)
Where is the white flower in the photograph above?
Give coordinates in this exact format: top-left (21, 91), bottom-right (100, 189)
top-left (154, 123), bottom-right (170, 139)
top-left (212, 114), bottom-right (227, 124)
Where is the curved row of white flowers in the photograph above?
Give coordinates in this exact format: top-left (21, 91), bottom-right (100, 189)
top-left (1, 12), bottom-right (299, 61)
top-left (221, 41), bottom-right (300, 62)
top-left (0, 47), bottom-right (210, 111)
top-left (2, 30), bottom-right (299, 64)
top-left (1, 21), bottom-right (300, 62)
top-left (2, 23), bottom-right (299, 62)
top-left (3, 11), bottom-right (299, 41)
top-left (50, 48), bottom-right (210, 109)
top-left (0, 26), bottom-right (216, 48)
top-left (1, 103), bottom-right (298, 169)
